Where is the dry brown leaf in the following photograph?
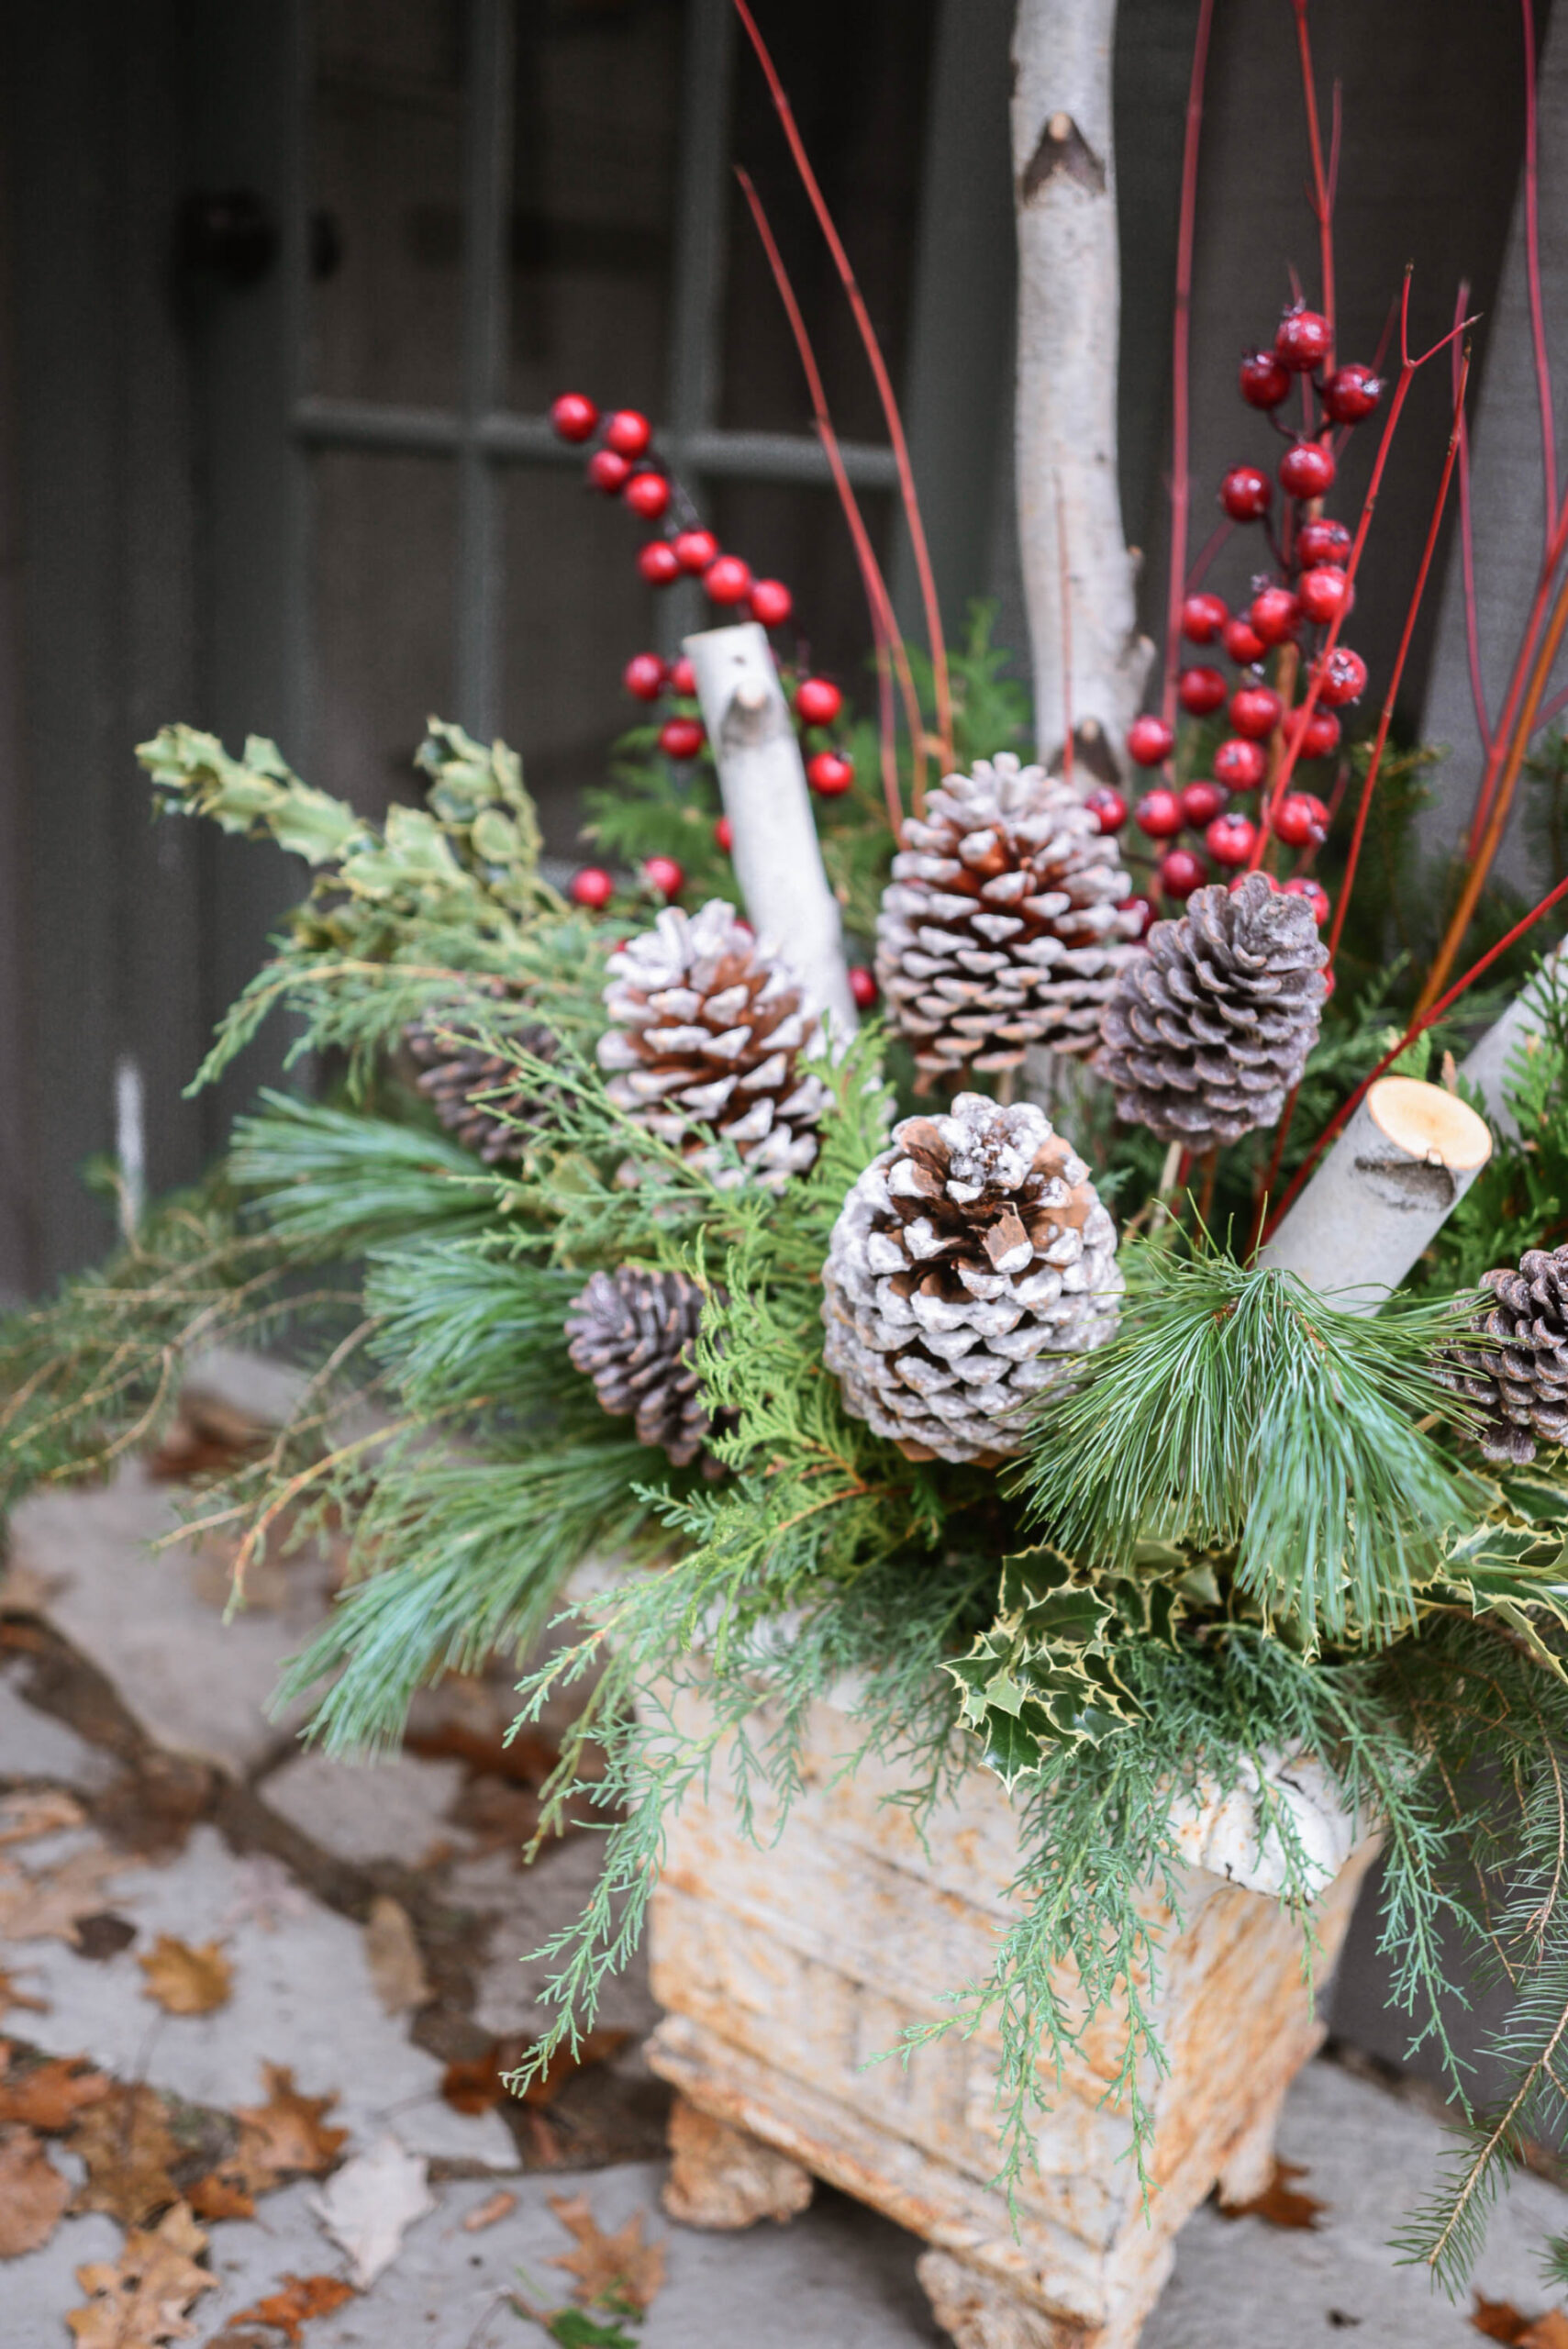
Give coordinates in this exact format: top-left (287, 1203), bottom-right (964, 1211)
top-left (1525, 2320), bottom-right (1568, 2349)
top-left (73, 1912), bottom-right (139, 1961)
top-left (0, 1846), bottom-right (124, 1941)
top-left (1475, 2299), bottom-right (1531, 2343)
top-left (440, 2028), bottom-right (629, 2118)
top-left (186, 2166), bottom-right (258, 2221)
top-left (222, 2274), bottom-right (356, 2345)
top-left (462, 2188), bottom-right (517, 2232)
top-left (67, 2199), bottom-right (216, 2346)
top-left (0, 1788), bottom-right (86, 1846)
top-left (0, 2123), bottom-right (70, 2256)
top-left (363, 1896), bottom-right (429, 2016)
top-left (231, 2065), bottom-right (347, 2179)
top-left (548, 2192), bottom-right (666, 2316)
top-left (137, 1935), bottom-right (233, 2017)
top-left (0, 2043), bottom-right (112, 2130)
top-left (406, 1719), bottom-right (559, 1786)
top-left (149, 1395), bottom-right (267, 1483)
top-left (1216, 2156), bottom-right (1324, 2231)
top-left (69, 2082), bottom-right (182, 2224)
top-left (0, 1965), bottom-right (49, 2020)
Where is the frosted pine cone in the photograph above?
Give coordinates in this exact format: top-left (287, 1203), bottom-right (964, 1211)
top-left (597, 901), bottom-right (828, 1188)
top-left (875, 754), bottom-right (1143, 1081)
top-left (1448, 1245), bottom-right (1568, 1464)
top-left (405, 991), bottom-right (557, 1163)
top-left (821, 1093), bottom-right (1121, 1464)
top-left (565, 1267), bottom-right (726, 1470)
top-left (1095, 874), bottom-right (1328, 1149)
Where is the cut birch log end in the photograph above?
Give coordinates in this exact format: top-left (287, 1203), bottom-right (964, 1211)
top-left (1256, 1075), bottom-right (1493, 1315)
top-left (683, 622), bottom-right (859, 1038)
top-left (1460, 941), bottom-right (1564, 1140)
top-left (662, 2094), bottom-right (815, 2230)
top-left (1165, 1749), bottom-right (1362, 1901)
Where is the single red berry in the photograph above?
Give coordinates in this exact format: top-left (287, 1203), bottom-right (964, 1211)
top-left (550, 391), bottom-right (599, 443)
top-left (749, 577), bottom-right (793, 627)
top-left (1297, 517), bottom-right (1352, 566)
top-left (587, 448), bottom-right (632, 494)
top-left (570, 865), bottom-right (614, 909)
top-left (1297, 706), bottom-right (1341, 758)
top-left (659, 716), bottom-right (705, 760)
top-left (670, 655), bottom-right (697, 696)
top-left (1273, 792), bottom-right (1329, 848)
top-left (1159, 847), bottom-right (1209, 899)
top-left (1314, 646), bottom-right (1368, 706)
top-left (1298, 565), bottom-right (1354, 625)
top-left (1181, 592), bottom-right (1229, 644)
top-left (1085, 785), bottom-right (1128, 833)
top-left (1127, 714), bottom-right (1175, 767)
top-left (604, 409), bottom-right (652, 458)
top-left (1279, 440), bottom-right (1337, 499)
top-left (1134, 786), bottom-right (1184, 839)
top-left (807, 749), bottom-right (854, 796)
top-left (848, 964), bottom-right (879, 1010)
top-left (713, 815), bottom-right (734, 852)
top-left (1274, 305), bottom-right (1332, 371)
top-left (638, 540), bottom-right (681, 585)
top-left (1180, 779), bottom-right (1228, 829)
top-left (1321, 363), bottom-right (1383, 424)
top-left (1214, 737), bottom-right (1268, 791)
top-left (1284, 874), bottom-right (1330, 924)
top-left (795, 676), bottom-right (843, 727)
top-left (623, 469), bottom-right (670, 519)
top-left (1118, 892), bottom-right (1157, 939)
top-left (1179, 664), bottom-right (1228, 716)
top-left (1229, 684), bottom-right (1284, 739)
top-left (1223, 616), bottom-right (1268, 667)
top-left (1249, 585), bottom-right (1302, 646)
top-left (622, 651), bottom-right (666, 702)
top-left (1240, 348), bottom-right (1293, 409)
top-left (1220, 464), bottom-right (1273, 522)
top-left (1206, 811), bottom-right (1258, 868)
top-left (673, 528), bottom-right (719, 573)
top-left (643, 853), bottom-right (684, 896)
top-left (704, 554), bottom-right (752, 606)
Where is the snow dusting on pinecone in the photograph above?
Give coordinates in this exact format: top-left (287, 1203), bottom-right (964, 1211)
top-left (596, 900), bottom-right (829, 1188)
top-left (821, 1093), bottom-right (1121, 1464)
top-left (875, 754), bottom-right (1142, 1082)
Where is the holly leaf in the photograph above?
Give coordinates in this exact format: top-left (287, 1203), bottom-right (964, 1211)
top-left (230, 2064), bottom-right (347, 2178)
top-left (221, 2275), bottom-right (357, 2344)
top-left (1218, 2158), bottom-right (1325, 2231)
top-left (138, 1936), bottom-right (233, 2017)
top-left (0, 2123), bottom-right (70, 2255)
top-left (66, 2200), bottom-right (216, 2346)
top-left (69, 2084), bottom-right (182, 2224)
top-left (548, 2193), bottom-right (665, 2316)
top-left (0, 2043), bottom-right (112, 2130)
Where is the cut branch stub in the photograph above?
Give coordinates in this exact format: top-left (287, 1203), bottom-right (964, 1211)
top-left (1257, 1075), bottom-right (1492, 1314)
top-left (683, 622), bottom-right (858, 1037)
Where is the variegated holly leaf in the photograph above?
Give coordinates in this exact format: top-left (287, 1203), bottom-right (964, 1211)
top-left (948, 1548), bottom-right (1146, 1783)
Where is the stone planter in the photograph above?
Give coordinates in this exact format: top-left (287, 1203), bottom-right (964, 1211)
top-left (644, 1684), bottom-right (1377, 2349)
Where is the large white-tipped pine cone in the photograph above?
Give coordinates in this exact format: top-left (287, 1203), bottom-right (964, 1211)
top-left (596, 900), bottom-right (829, 1188)
top-left (875, 753), bottom-right (1142, 1081)
top-left (821, 1093), bottom-right (1121, 1464)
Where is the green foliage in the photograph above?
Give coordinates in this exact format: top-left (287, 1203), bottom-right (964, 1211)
top-left (1424, 951), bottom-right (1568, 1292)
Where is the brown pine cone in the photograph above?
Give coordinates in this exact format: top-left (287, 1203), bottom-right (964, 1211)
top-left (821, 1092), bottom-right (1121, 1464)
top-left (405, 995), bottom-right (558, 1163)
top-left (1448, 1244), bottom-right (1568, 1464)
top-left (596, 901), bottom-right (828, 1189)
top-left (1095, 873), bottom-right (1328, 1149)
top-left (565, 1266), bottom-right (727, 1471)
top-left (875, 753), bottom-right (1142, 1082)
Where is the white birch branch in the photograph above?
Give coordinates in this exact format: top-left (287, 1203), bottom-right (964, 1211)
top-left (1459, 943), bottom-right (1564, 1141)
top-left (1012, 0), bottom-right (1151, 776)
top-left (683, 623), bottom-right (858, 1038)
top-left (1256, 1075), bottom-right (1492, 1314)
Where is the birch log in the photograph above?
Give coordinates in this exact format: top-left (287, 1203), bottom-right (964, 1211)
top-left (1012, 0), bottom-right (1152, 776)
top-left (1256, 1075), bottom-right (1493, 1314)
top-left (684, 623), bottom-right (858, 1038)
top-left (1459, 943), bottom-right (1564, 1140)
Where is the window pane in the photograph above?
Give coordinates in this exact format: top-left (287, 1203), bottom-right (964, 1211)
top-left (311, 0), bottom-right (465, 406)
top-left (315, 452), bottom-right (458, 811)
top-left (506, 0), bottom-right (683, 417)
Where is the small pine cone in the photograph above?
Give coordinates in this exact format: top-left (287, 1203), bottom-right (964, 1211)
top-left (1095, 874), bottom-right (1328, 1150)
top-left (875, 753), bottom-right (1142, 1081)
top-left (1448, 1245), bottom-right (1568, 1465)
top-left (565, 1266), bottom-right (726, 1470)
top-left (405, 990), bottom-right (557, 1163)
top-left (596, 901), bottom-right (829, 1189)
top-left (821, 1092), bottom-right (1121, 1465)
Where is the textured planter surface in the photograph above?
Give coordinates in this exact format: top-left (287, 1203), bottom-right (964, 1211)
top-left (645, 1687), bottom-right (1377, 2349)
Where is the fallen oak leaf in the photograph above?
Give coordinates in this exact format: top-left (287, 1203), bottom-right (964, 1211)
top-left (221, 2274), bottom-right (356, 2344)
top-left (1473, 2299), bottom-right (1530, 2343)
top-left (1216, 2157), bottom-right (1324, 2231)
top-left (231, 2064), bottom-right (348, 2178)
top-left (445, 2029), bottom-right (630, 2117)
top-left (69, 2082), bottom-right (182, 2225)
top-left (309, 2132), bottom-right (433, 2287)
top-left (1524, 2321), bottom-right (1568, 2349)
top-left (0, 2043), bottom-right (112, 2130)
top-left (138, 1935), bottom-right (233, 2017)
top-left (0, 1845), bottom-right (125, 1941)
top-left (363, 1896), bottom-right (429, 2017)
top-left (66, 2199), bottom-right (216, 2346)
top-left (186, 2165), bottom-right (258, 2221)
top-left (548, 2193), bottom-right (665, 2317)
top-left (0, 1788), bottom-right (85, 1846)
top-left (0, 2123), bottom-right (70, 2255)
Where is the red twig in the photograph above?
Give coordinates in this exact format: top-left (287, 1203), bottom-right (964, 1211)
top-left (1534, 678), bottom-right (1568, 733)
top-left (1522, 0), bottom-right (1557, 550)
top-left (1162, 0), bottom-right (1217, 734)
top-left (1184, 519), bottom-right (1234, 594)
top-left (1452, 280), bottom-right (1492, 752)
top-left (729, 0), bottom-right (951, 770)
top-left (734, 166), bottom-right (910, 833)
top-left (1293, 0), bottom-right (1335, 354)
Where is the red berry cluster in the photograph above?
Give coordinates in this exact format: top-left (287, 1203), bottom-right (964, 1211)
top-left (1114, 303), bottom-right (1378, 910)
